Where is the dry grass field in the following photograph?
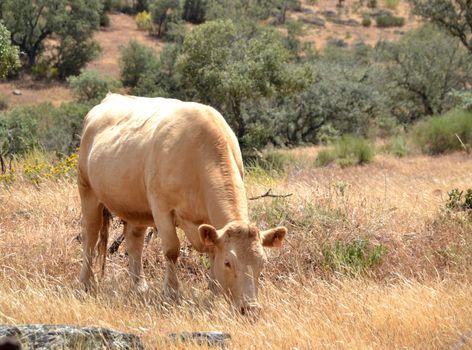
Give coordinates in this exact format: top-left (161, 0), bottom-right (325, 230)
top-left (1, 148), bottom-right (472, 349)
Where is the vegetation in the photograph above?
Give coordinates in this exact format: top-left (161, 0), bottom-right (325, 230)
top-left (375, 14), bottom-right (405, 27)
top-left (68, 70), bottom-right (122, 103)
top-left (0, 23), bottom-right (20, 79)
top-left (316, 135), bottom-right (374, 167)
top-left (119, 40), bottom-right (159, 87)
top-left (0, 0), bottom-right (102, 78)
top-left (411, 109), bottom-right (472, 155)
top-left (409, 0), bottom-right (472, 54)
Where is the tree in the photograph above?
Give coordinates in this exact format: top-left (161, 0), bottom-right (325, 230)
top-left (0, 23), bottom-right (20, 79)
top-left (120, 40), bottom-right (159, 87)
top-left (0, 0), bottom-right (102, 77)
top-left (182, 0), bottom-right (207, 23)
top-left (176, 20), bottom-right (294, 139)
top-left (150, 0), bottom-right (180, 37)
top-left (377, 25), bottom-right (472, 122)
top-left (409, 0), bottom-right (472, 54)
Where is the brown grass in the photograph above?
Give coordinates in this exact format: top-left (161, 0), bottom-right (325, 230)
top-left (1, 150), bottom-right (472, 348)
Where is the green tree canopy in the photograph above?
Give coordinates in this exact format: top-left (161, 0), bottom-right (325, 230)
top-left (0, 23), bottom-right (20, 79)
top-left (409, 0), bottom-right (472, 54)
top-left (176, 20), bottom-right (294, 138)
top-left (0, 0), bottom-right (102, 77)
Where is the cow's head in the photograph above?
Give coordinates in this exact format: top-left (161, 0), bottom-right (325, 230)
top-left (199, 220), bottom-right (286, 316)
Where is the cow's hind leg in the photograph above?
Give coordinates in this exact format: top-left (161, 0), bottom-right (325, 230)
top-left (79, 187), bottom-right (104, 291)
top-left (151, 203), bottom-right (180, 299)
top-left (124, 224), bottom-right (148, 293)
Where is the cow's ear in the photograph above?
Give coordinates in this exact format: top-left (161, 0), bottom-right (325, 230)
top-left (261, 227), bottom-right (287, 248)
top-left (199, 224), bottom-right (219, 247)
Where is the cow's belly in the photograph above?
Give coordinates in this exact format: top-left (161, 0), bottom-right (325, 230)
top-left (86, 134), bottom-right (156, 226)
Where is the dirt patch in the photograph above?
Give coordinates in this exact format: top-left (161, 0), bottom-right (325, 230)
top-left (87, 12), bottom-right (163, 78)
top-left (0, 13), bottom-right (161, 110)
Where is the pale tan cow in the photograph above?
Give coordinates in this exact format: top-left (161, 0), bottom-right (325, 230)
top-left (78, 94), bottom-right (286, 315)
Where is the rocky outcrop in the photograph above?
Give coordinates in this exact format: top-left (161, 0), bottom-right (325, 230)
top-left (0, 325), bottom-right (144, 350)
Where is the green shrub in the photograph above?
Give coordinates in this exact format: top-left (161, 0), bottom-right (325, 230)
top-left (120, 40), bottom-right (159, 87)
top-left (383, 133), bottom-right (411, 157)
top-left (411, 109), bottom-right (472, 155)
top-left (383, 0), bottom-right (400, 10)
top-left (135, 11), bottom-right (152, 31)
top-left (323, 238), bottom-right (387, 275)
top-left (362, 15), bottom-right (372, 27)
top-left (367, 0), bottom-right (377, 8)
top-left (446, 188), bottom-right (472, 211)
top-left (315, 135), bottom-right (374, 167)
top-left (0, 94), bottom-right (8, 111)
top-left (315, 149), bottom-right (338, 167)
top-left (248, 150), bottom-right (298, 174)
top-left (376, 14), bottom-right (405, 27)
top-left (68, 69), bottom-right (121, 103)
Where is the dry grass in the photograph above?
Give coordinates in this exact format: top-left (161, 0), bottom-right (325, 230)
top-left (1, 150), bottom-right (472, 349)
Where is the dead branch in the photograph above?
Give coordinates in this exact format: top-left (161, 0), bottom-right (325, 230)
top-left (249, 188), bottom-right (293, 200)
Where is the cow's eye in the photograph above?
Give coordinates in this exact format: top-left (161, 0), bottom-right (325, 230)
top-left (224, 261), bottom-right (231, 269)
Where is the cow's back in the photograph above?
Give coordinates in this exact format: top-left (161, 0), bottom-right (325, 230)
top-left (78, 94), bottom-right (243, 226)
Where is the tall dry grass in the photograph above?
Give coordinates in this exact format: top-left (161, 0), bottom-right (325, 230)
top-left (1, 150), bottom-right (472, 349)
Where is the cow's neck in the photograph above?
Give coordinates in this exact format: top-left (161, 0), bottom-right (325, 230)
top-left (204, 159), bottom-right (248, 229)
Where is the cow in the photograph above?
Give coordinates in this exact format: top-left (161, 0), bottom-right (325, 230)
top-left (78, 94), bottom-right (287, 315)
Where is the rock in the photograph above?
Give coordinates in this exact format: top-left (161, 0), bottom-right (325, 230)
top-left (0, 336), bottom-right (21, 350)
top-left (300, 7), bottom-right (315, 15)
top-left (168, 331), bottom-right (231, 348)
top-left (0, 325), bottom-right (144, 350)
top-left (394, 30), bottom-right (405, 35)
top-left (321, 10), bottom-right (337, 18)
top-left (12, 90), bottom-right (21, 96)
top-left (301, 16), bottom-right (326, 27)
top-left (327, 39), bottom-right (348, 48)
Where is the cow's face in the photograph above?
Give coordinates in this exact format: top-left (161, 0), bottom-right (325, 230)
top-left (198, 221), bottom-right (286, 317)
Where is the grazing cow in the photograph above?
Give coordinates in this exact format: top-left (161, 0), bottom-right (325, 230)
top-left (78, 94), bottom-right (286, 315)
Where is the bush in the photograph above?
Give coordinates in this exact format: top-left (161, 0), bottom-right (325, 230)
top-left (383, 0), bottom-right (400, 9)
top-left (323, 238), bottom-right (387, 275)
top-left (68, 69), bottom-right (121, 103)
top-left (315, 135), bottom-right (374, 167)
top-left (446, 188), bottom-right (472, 211)
top-left (0, 95), bottom-right (8, 111)
top-left (248, 150), bottom-right (299, 174)
top-left (383, 133), bottom-right (411, 157)
top-left (120, 40), bottom-right (159, 87)
top-left (411, 109), bottom-right (472, 155)
top-left (362, 15), bottom-right (372, 27)
top-left (135, 11), bottom-right (152, 31)
top-left (376, 14), bottom-right (405, 27)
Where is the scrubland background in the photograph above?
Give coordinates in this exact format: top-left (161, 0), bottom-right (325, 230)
top-left (0, 0), bottom-right (472, 349)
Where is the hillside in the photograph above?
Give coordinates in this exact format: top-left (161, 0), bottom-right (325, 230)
top-left (0, 0), bottom-right (419, 110)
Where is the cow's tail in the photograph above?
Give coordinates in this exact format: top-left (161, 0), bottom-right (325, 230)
top-left (98, 207), bottom-right (111, 277)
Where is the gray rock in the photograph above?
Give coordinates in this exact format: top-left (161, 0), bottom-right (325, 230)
top-left (301, 16), bottom-right (326, 27)
top-left (300, 7), bottom-right (315, 15)
top-left (327, 39), bottom-right (348, 48)
top-left (0, 325), bottom-right (144, 350)
top-left (321, 10), bottom-right (337, 18)
top-left (12, 90), bottom-right (21, 96)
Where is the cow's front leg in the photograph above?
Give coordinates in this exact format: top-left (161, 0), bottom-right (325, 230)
top-left (152, 205), bottom-right (181, 300)
top-left (124, 224), bottom-right (148, 293)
